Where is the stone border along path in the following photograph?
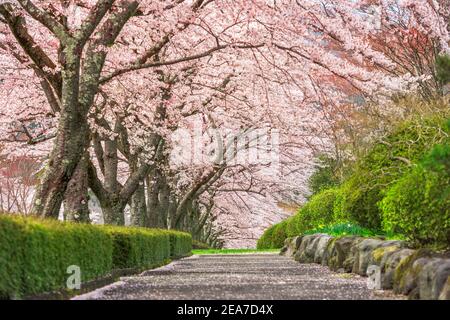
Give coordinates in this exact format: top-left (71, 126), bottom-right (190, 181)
top-left (73, 254), bottom-right (403, 300)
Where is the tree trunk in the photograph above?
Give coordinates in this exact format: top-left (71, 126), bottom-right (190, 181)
top-left (102, 198), bottom-right (126, 225)
top-left (130, 182), bottom-right (147, 226)
top-left (32, 42), bottom-right (88, 218)
top-left (167, 195), bottom-right (178, 229)
top-left (146, 173), bottom-right (160, 227)
top-left (63, 154), bottom-right (90, 222)
top-left (157, 176), bottom-right (170, 229)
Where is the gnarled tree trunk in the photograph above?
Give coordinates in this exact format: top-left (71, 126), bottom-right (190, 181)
top-left (63, 154), bottom-right (90, 222)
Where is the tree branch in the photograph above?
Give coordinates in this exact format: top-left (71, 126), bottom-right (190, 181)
top-left (100, 43), bottom-right (264, 84)
top-left (16, 0), bottom-right (68, 40)
top-left (75, 0), bottom-right (116, 45)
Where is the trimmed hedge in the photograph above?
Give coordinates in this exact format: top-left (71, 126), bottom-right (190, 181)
top-left (0, 215), bottom-right (191, 299)
top-left (105, 227), bottom-right (171, 269)
top-left (168, 230), bottom-right (193, 258)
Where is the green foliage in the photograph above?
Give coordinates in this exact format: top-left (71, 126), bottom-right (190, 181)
top-left (0, 215), bottom-right (192, 298)
top-left (258, 188), bottom-right (339, 248)
top-left (192, 240), bottom-right (210, 250)
top-left (297, 187), bottom-right (339, 232)
top-left (0, 215), bottom-right (113, 299)
top-left (271, 220), bottom-right (288, 248)
top-left (256, 224), bottom-right (276, 249)
top-left (307, 154), bottom-right (340, 196)
top-left (336, 115), bottom-right (449, 229)
top-left (168, 230), bottom-right (193, 258)
top-left (105, 227), bottom-right (171, 269)
top-left (285, 215), bottom-right (299, 237)
top-left (258, 113), bottom-right (450, 250)
top-left (380, 143), bottom-right (450, 248)
top-left (436, 54), bottom-right (450, 85)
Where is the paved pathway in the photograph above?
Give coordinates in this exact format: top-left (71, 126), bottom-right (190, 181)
top-left (74, 254), bottom-right (402, 300)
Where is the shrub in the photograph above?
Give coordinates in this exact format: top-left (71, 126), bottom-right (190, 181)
top-left (256, 225), bottom-right (276, 249)
top-left (298, 188), bottom-right (338, 232)
top-left (0, 216), bottom-right (113, 298)
top-left (105, 227), bottom-right (172, 269)
top-left (285, 215), bottom-right (299, 237)
top-left (0, 215), bottom-right (192, 298)
top-left (337, 115), bottom-right (449, 229)
top-left (168, 230), bottom-right (193, 258)
top-left (260, 188), bottom-right (339, 247)
top-left (271, 220), bottom-right (288, 248)
top-left (332, 184), bottom-right (351, 222)
top-left (380, 143), bottom-right (450, 248)
top-left (192, 240), bottom-right (210, 250)
top-left (307, 154), bottom-right (340, 196)
top-left (436, 54), bottom-right (450, 85)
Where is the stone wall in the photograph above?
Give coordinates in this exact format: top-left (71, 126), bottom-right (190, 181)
top-left (280, 234), bottom-right (450, 300)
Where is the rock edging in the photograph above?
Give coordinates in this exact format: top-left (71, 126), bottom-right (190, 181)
top-left (280, 234), bottom-right (450, 300)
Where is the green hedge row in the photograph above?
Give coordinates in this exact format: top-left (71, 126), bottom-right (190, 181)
top-left (0, 215), bottom-right (192, 299)
top-left (169, 231), bottom-right (194, 258)
top-left (258, 115), bottom-right (450, 250)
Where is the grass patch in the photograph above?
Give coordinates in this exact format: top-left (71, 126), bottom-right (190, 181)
top-left (303, 222), bottom-right (403, 239)
top-left (192, 248), bottom-right (280, 255)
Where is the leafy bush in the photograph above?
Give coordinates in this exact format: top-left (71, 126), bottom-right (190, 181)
top-left (436, 54), bottom-right (450, 85)
top-left (256, 224), bottom-right (276, 249)
top-left (0, 215), bottom-right (192, 298)
top-left (332, 184), bottom-right (351, 222)
top-left (259, 115), bottom-right (450, 249)
top-left (259, 188), bottom-right (339, 248)
top-left (297, 187), bottom-right (339, 232)
top-left (336, 115), bottom-right (449, 229)
top-left (285, 215), bottom-right (299, 237)
top-left (307, 154), bottom-right (340, 196)
top-left (380, 143), bottom-right (450, 248)
top-left (271, 220), bottom-right (288, 248)
top-left (192, 240), bottom-right (210, 250)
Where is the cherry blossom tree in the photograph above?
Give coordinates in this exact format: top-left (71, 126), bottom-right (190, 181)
top-left (1, 0), bottom-right (448, 247)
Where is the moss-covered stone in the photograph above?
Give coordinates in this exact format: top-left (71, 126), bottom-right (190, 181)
top-left (281, 236), bottom-right (303, 257)
top-left (352, 238), bottom-right (384, 275)
top-left (418, 258), bottom-right (450, 300)
top-left (326, 236), bottom-right (362, 272)
top-left (294, 234), bottom-right (322, 263)
top-left (393, 249), bottom-right (433, 296)
top-left (372, 245), bottom-right (400, 265)
top-left (379, 248), bottom-right (416, 290)
top-left (321, 237), bottom-right (338, 267)
top-left (313, 235), bottom-right (333, 264)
